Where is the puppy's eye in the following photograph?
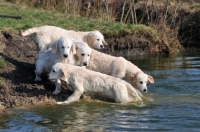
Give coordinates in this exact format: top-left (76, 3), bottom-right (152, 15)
top-left (88, 54), bottom-right (90, 57)
top-left (97, 39), bottom-right (100, 41)
top-left (140, 81), bottom-right (143, 84)
top-left (81, 54), bottom-right (85, 56)
top-left (62, 46), bottom-right (64, 49)
top-left (53, 69), bottom-right (55, 72)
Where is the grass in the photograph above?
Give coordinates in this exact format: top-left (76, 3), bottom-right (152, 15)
top-left (0, 77), bottom-right (6, 88)
top-left (0, 0), bottom-right (159, 42)
top-left (0, 57), bottom-right (6, 88)
top-left (0, 57), bottom-right (6, 70)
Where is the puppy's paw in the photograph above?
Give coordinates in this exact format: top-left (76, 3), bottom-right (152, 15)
top-left (52, 90), bottom-right (60, 95)
top-left (56, 101), bottom-right (69, 105)
top-left (35, 76), bottom-right (42, 81)
top-left (56, 102), bottom-right (63, 105)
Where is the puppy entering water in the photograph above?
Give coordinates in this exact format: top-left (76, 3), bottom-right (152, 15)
top-left (48, 63), bottom-right (143, 104)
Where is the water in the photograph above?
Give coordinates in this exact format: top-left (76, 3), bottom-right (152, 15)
top-left (1, 52), bottom-right (200, 132)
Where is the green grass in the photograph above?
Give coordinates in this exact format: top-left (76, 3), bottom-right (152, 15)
top-left (0, 77), bottom-right (6, 87)
top-left (0, 57), bottom-right (6, 88)
top-left (0, 0), bottom-right (159, 41)
top-left (0, 57), bottom-right (6, 70)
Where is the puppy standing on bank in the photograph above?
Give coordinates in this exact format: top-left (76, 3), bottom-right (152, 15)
top-left (20, 25), bottom-right (107, 52)
top-left (35, 37), bottom-right (76, 81)
top-left (48, 63), bottom-right (143, 104)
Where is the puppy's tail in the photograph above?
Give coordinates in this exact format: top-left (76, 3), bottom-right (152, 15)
top-left (126, 84), bottom-right (142, 101)
top-left (19, 27), bottom-right (39, 36)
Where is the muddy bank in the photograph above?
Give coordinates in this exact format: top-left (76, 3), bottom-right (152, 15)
top-left (105, 34), bottom-right (170, 56)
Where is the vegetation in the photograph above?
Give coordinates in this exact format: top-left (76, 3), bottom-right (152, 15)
top-left (1, 0), bottom-right (200, 53)
top-left (0, 57), bottom-right (6, 88)
top-left (0, 57), bottom-right (6, 70)
top-left (0, 0), bottom-right (158, 38)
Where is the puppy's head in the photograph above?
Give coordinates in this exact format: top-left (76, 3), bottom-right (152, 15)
top-left (52, 37), bottom-right (75, 58)
top-left (75, 41), bottom-right (92, 66)
top-left (48, 63), bottom-right (68, 80)
top-left (130, 72), bottom-right (154, 93)
top-left (87, 30), bottom-right (107, 49)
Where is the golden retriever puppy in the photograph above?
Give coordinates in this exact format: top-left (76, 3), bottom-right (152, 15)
top-left (73, 40), bottom-right (92, 66)
top-left (20, 25), bottom-right (107, 52)
top-left (86, 49), bottom-right (154, 92)
top-left (35, 37), bottom-right (76, 81)
top-left (48, 63), bottom-right (143, 104)
top-left (51, 40), bottom-right (92, 95)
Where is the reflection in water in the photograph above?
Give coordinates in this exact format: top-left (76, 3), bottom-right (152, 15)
top-left (1, 52), bottom-right (200, 131)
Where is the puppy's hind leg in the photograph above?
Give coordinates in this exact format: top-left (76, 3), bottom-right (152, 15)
top-left (111, 57), bottom-right (126, 79)
top-left (52, 79), bottom-right (62, 95)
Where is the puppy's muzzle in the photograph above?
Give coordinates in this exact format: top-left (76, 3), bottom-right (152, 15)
top-left (143, 89), bottom-right (147, 92)
top-left (83, 62), bottom-right (87, 66)
top-left (100, 45), bottom-right (104, 48)
top-left (63, 54), bottom-right (68, 58)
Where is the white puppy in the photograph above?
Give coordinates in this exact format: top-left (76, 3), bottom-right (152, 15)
top-left (73, 40), bottom-right (92, 66)
top-left (52, 40), bottom-right (92, 95)
top-left (35, 37), bottom-right (76, 81)
top-left (20, 25), bottom-right (107, 52)
top-left (86, 49), bottom-right (154, 92)
top-left (48, 63), bottom-right (143, 104)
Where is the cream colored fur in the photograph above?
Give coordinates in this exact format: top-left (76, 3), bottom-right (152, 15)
top-left (73, 40), bottom-right (92, 66)
top-left (35, 37), bottom-right (76, 81)
top-left (48, 63), bottom-right (143, 104)
top-left (20, 25), bottom-right (107, 52)
top-left (52, 40), bottom-right (92, 95)
top-left (86, 49), bottom-right (154, 92)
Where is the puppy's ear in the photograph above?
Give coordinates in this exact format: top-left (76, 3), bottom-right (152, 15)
top-left (71, 42), bottom-right (76, 55)
top-left (74, 54), bottom-right (79, 61)
top-left (89, 50), bottom-right (93, 61)
top-left (86, 33), bottom-right (93, 47)
top-left (148, 75), bottom-right (154, 83)
top-left (130, 74), bottom-right (137, 87)
top-left (102, 39), bottom-right (107, 45)
top-left (130, 74), bottom-right (135, 80)
top-left (75, 44), bottom-right (79, 50)
top-left (51, 40), bottom-right (59, 53)
top-left (61, 67), bottom-right (68, 78)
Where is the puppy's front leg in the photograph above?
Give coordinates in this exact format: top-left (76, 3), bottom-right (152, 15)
top-left (57, 83), bottom-right (84, 104)
top-left (53, 79), bottom-right (61, 95)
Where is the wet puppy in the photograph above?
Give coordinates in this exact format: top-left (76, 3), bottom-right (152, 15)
top-left (48, 63), bottom-right (143, 104)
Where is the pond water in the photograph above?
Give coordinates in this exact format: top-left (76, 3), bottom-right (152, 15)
top-left (1, 51), bottom-right (200, 132)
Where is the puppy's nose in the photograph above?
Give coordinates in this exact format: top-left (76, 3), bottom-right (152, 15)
top-left (143, 89), bottom-right (147, 92)
top-left (63, 54), bottom-right (68, 58)
top-left (100, 45), bottom-right (104, 48)
top-left (83, 62), bottom-right (87, 66)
